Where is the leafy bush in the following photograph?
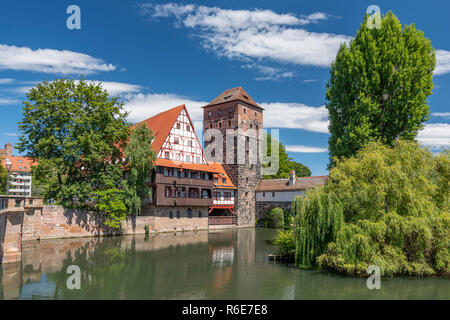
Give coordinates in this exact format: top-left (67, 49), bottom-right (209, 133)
top-left (294, 140), bottom-right (450, 276)
top-left (94, 188), bottom-right (128, 229)
top-left (274, 229), bottom-right (295, 256)
top-left (263, 207), bottom-right (285, 229)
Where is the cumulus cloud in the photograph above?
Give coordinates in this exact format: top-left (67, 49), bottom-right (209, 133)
top-left (285, 145), bottom-right (328, 153)
top-left (261, 102), bottom-right (329, 133)
top-left (435, 50), bottom-right (450, 75)
top-left (123, 92), bottom-right (207, 124)
top-left (140, 3), bottom-right (351, 68)
top-left (0, 44), bottom-right (116, 75)
top-left (417, 123), bottom-right (450, 149)
top-left (432, 112), bottom-right (450, 119)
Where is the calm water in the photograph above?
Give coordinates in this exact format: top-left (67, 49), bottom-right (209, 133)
top-left (0, 228), bottom-right (448, 300)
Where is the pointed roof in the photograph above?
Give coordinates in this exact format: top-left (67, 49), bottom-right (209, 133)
top-left (203, 86), bottom-right (263, 110)
top-left (131, 105), bottom-right (185, 154)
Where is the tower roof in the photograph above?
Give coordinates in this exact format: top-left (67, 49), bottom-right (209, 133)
top-left (203, 87), bottom-right (263, 110)
top-left (131, 104), bottom-right (185, 154)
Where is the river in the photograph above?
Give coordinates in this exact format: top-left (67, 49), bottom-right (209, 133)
top-left (0, 228), bottom-right (448, 299)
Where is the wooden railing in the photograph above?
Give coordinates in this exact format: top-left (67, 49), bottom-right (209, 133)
top-left (208, 216), bottom-right (237, 226)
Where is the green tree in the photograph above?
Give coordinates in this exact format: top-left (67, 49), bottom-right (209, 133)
top-left (0, 156), bottom-right (7, 194)
top-left (263, 133), bottom-right (311, 179)
top-left (17, 79), bottom-right (129, 205)
top-left (94, 188), bottom-right (128, 229)
top-left (122, 123), bottom-right (156, 216)
top-left (326, 12), bottom-right (435, 166)
top-left (294, 140), bottom-right (449, 276)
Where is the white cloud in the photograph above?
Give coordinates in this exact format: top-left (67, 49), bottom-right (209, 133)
top-left (417, 123), bottom-right (450, 149)
top-left (140, 3), bottom-right (351, 68)
top-left (0, 78), bottom-right (14, 84)
top-left (285, 145), bottom-right (328, 153)
top-left (0, 98), bottom-right (20, 105)
top-left (261, 102), bottom-right (329, 133)
top-left (0, 44), bottom-right (116, 75)
top-left (243, 64), bottom-right (294, 81)
top-left (435, 50), bottom-right (450, 75)
top-left (432, 112), bottom-right (450, 119)
top-left (123, 92), bottom-right (207, 124)
top-left (3, 132), bottom-right (18, 137)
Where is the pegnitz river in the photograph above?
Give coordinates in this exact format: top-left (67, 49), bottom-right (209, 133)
top-left (0, 228), bottom-right (448, 299)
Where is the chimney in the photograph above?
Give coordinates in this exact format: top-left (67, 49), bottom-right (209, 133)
top-left (289, 170), bottom-right (296, 186)
top-left (5, 143), bottom-right (12, 156)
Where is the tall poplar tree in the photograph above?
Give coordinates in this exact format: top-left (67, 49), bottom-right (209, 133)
top-left (326, 12), bottom-right (435, 166)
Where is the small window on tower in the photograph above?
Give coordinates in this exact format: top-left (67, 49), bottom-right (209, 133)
top-left (224, 95), bottom-right (232, 100)
top-left (228, 120), bottom-right (231, 127)
top-left (229, 107), bottom-right (233, 113)
top-left (243, 108), bottom-right (247, 113)
top-left (243, 95), bottom-right (249, 100)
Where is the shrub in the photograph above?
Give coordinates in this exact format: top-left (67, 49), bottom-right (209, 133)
top-left (274, 229), bottom-right (295, 256)
top-left (263, 207), bottom-right (285, 229)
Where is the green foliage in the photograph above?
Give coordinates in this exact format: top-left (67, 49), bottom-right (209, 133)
top-left (294, 140), bottom-right (450, 276)
top-left (0, 156), bottom-right (6, 195)
top-left (94, 188), bottom-right (128, 229)
top-left (17, 79), bottom-right (129, 205)
top-left (283, 210), bottom-right (294, 229)
top-left (122, 123), bottom-right (156, 216)
top-left (263, 207), bottom-right (285, 229)
top-left (263, 133), bottom-right (311, 179)
top-left (274, 229), bottom-right (295, 256)
top-left (326, 12), bottom-right (435, 167)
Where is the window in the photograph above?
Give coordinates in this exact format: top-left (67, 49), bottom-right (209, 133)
top-left (272, 192), bottom-right (275, 197)
top-left (185, 154), bottom-right (191, 163)
top-left (218, 109), bottom-right (222, 116)
top-left (177, 187), bottom-right (187, 198)
top-left (255, 112), bottom-right (257, 118)
top-left (189, 188), bottom-right (199, 198)
top-left (214, 177), bottom-right (219, 183)
top-left (263, 192), bottom-right (266, 198)
top-left (165, 187), bottom-right (172, 198)
top-left (169, 211), bottom-right (173, 219)
top-left (176, 211), bottom-right (180, 219)
top-left (186, 125), bottom-right (191, 131)
top-left (219, 122), bottom-right (222, 128)
top-left (243, 95), bottom-right (249, 100)
top-left (188, 140), bottom-right (193, 147)
top-left (214, 190), bottom-right (221, 200)
top-left (187, 208), bottom-right (193, 218)
top-left (199, 211), bottom-right (202, 218)
top-left (202, 189), bottom-right (211, 199)
top-left (224, 95), bottom-right (232, 100)
top-left (228, 120), bottom-right (231, 127)
top-left (208, 111), bottom-right (212, 118)
top-left (250, 124), bottom-right (253, 129)
top-left (15, 200), bottom-right (21, 208)
top-left (176, 122), bottom-right (181, 129)
top-left (228, 107), bottom-right (233, 113)
top-left (222, 178), bottom-right (226, 184)
top-left (18, 160), bottom-right (22, 163)
top-left (165, 152), bottom-right (170, 159)
top-left (243, 108), bottom-right (246, 113)
top-left (174, 137), bottom-right (179, 144)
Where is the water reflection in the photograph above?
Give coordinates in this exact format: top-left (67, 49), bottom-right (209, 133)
top-left (0, 228), bottom-right (448, 300)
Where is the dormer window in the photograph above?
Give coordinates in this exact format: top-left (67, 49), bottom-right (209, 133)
top-left (224, 95), bottom-right (232, 100)
top-left (222, 178), bottom-right (226, 184)
top-left (243, 95), bottom-right (249, 100)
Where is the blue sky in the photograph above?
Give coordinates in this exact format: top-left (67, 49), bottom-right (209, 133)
top-left (0, 0), bottom-right (449, 176)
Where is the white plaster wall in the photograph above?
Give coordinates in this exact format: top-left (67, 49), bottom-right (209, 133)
top-left (255, 190), bottom-right (304, 202)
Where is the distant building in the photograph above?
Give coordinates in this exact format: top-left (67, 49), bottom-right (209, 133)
top-left (0, 142), bottom-right (13, 157)
top-left (1, 144), bottom-right (36, 197)
top-left (255, 171), bottom-right (328, 220)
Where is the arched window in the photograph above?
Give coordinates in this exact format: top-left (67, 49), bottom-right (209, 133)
top-left (176, 211), bottom-right (180, 219)
top-left (187, 208), bottom-right (192, 218)
top-left (199, 211), bottom-right (202, 218)
top-left (169, 211), bottom-right (173, 219)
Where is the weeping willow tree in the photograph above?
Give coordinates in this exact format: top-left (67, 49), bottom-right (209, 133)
top-left (293, 140), bottom-right (449, 276)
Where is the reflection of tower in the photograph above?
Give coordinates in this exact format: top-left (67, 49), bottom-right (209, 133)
top-left (236, 228), bottom-right (255, 266)
top-left (203, 87), bottom-right (263, 226)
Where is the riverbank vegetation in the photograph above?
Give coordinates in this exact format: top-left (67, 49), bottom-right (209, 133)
top-left (293, 140), bottom-right (449, 276)
top-left (17, 79), bottom-right (155, 228)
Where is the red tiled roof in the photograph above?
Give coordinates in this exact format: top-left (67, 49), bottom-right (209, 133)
top-left (131, 104), bottom-right (185, 154)
top-left (256, 176), bottom-right (329, 192)
top-left (209, 162), bottom-right (237, 189)
top-left (1, 156), bottom-right (37, 173)
top-left (203, 87), bottom-right (263, 110)
top-left (155, 158), bottom-right (218, 173)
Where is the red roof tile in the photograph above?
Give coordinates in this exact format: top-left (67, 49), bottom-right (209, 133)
top-left (1, 156), bottom-right (37, 173)
top-left (131, 105), bottom-right (185, 154)
top-left (256, 176), bottom-right (329, 192)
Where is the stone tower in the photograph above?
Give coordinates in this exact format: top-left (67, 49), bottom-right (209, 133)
top-left (203, 87), bottom-right (263, 227)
